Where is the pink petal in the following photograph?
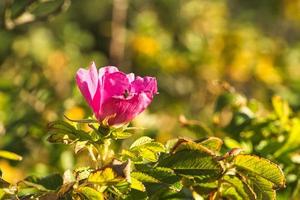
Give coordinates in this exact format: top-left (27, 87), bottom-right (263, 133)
top-left (76, 62), bottom-right (101, 113)
top-left (132, 76), bottom-right (158, 97)
top-left (99, 92), bottom-right (152, 125)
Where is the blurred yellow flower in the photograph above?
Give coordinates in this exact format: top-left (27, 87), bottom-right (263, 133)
top-left (132, 35), bottom-right (159, 57)
top-left (229, 50), bottom-right (254, 82)
top-left (0, 160), bottom-right (24, 184)
top-left (255, 56), bottom-right (282, 84)
top-left (64, 106), bottom-right (85, 120)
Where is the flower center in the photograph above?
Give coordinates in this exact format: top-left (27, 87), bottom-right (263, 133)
top-left (123, 89), bottom-right (130, 98)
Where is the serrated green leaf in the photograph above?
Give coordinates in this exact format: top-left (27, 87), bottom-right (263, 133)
top-left (221, 183), bottom-right (244, 200)
top-left (142, 142), bottom-right (165, 153)
top-left (130, 136), bottom-right (153, 149)
top-left (131, 172), bottom-right (160, 183)
top-left (221, 175), bottom-right (256, 200)
top-left (77, 186), bottom-right (104, 200)
top-left (192, 181), bottom-right (218, 197)
top-left (198, 137), bottom-right (223, 153)
top-left (88, 168), bottom-right (116, 184)
top-left (234, 155), bottom-right (285, 189)
top-left (130, 177), bottom-right (145, 192)
top-left (139, 148), bottom-right (159, 162)
top-left (248, 175), bottom-right (276, 200)
top-left (0, 150), bottom-right (22, 161)
top-left (158, 149), bottom-right (223, 181)
top-left (134, 166), bottom-right (182, 191)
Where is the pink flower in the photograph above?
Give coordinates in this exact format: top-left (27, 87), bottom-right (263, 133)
top-left (76, 62), bottom-right (158, 126)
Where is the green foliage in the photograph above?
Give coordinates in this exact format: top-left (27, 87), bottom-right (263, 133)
top-left (2, 0), bottom-right (70, 30)
top-left (210, 88), bottom-right (300, 198)
top-left (234, 155), bottom-right (285, 189)
top-left (12, 125), bottom-right (289, 199)
top-left (0, 115), bottom-right (286, 199)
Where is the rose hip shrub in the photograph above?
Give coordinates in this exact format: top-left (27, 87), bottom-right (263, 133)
top-left (0, 63), bottom-right (287, 200)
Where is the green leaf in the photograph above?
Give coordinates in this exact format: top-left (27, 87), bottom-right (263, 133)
top-left (221, 175), bottom-right (256, 200)
top-left (112, 131), bottom-right (132, 140)
top-left (131, 172), bottom-right (160, 183)
top-left (198, 137), bottom-right (223, 153)
top-left (125, 189), bottom-right (148, 200)
top-left (192, 181), bottom-right (218, 197)
top-left (127, 137), bottom-right (165, 163)
top-left (0, 150), bottom-right (22, 161)
top-left (77, 186), bottom-right (104, 200)
top-left (248, 175), bottom-right (276, 200)
top-left (172, 140), bottom-right (215, 155)
top-left (30, 0), bottom-right (65, 17)
top-left (142, 142), bottom-right (165, 153)
top-left (113, 180), bottom-right (130, 194)
top-left (47, 120), bottom-right (75, 132)
top-left (224, 137), bottom-right (252, 154)
top-left (130, 136), bottom-right (153, 149)
top-left (134, 166), bottom-right (182, 191)
top-left (47, 120), bottom-right (95, 144)
top-left (234, 155), bottom-right (285, 189)
top-left (224, 137), bottom-right (243, 149)
top-left (221, 184), bottom-right (243, 200)
top-left (10, 0), bottom-right (36, 19)
top-left (158, 145), bottom-right (223, 181)
top-left (88, 168), bottom-right (116, 184)
top-left (139, 148), bottom-right (158, 162)
top-left (130, 177), bottom-right (145, 192)
top-left (24, 173), bottom-right (63, 191)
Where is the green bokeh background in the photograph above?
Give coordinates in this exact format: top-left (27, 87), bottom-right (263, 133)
top-left (0, 0), bottom-right (300, 192)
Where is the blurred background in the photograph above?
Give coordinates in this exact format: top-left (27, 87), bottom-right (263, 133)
top-left (1, 0), bottom-right (300, 186)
